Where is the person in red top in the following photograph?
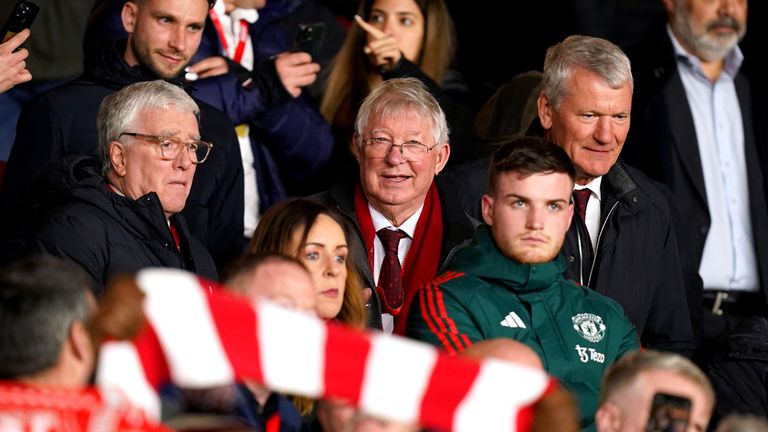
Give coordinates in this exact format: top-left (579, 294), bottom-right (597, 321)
top-left (0, 254), bottom-right (165, 431)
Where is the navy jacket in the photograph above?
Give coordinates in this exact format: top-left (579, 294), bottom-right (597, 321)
top-left (191, 0), bottom-right (344, 197)
top-left (0, 41), bottom-right (245, 269)
top-left (83, 0), bottom-right (343, 199)
top-left (30, 156), bottom-right (218, 296)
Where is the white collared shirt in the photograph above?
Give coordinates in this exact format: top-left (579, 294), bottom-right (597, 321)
top-left (574, 177), bottom-right (602, 251)
top-left (210, 3), bottom-right (260, 238)
top-left (211, 2), bottom-right (258, 70)
top-left (369, 203), bottom-right (423, 333)
top-left (669, 26), bottom-right (758, 293)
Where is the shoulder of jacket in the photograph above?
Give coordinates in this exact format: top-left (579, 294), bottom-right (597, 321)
top-left (434, 272), bottom-right (502, 307)
top-left (609, 162), bottom-right (675, 223)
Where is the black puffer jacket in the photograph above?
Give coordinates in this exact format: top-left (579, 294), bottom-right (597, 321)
top-left (30, 156), bottom-right (218, 297)
top-left (1, 40), bottom-right (244, 269)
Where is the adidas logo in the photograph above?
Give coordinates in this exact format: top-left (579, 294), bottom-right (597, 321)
top-left (500, 312), bottom-right (527, 329)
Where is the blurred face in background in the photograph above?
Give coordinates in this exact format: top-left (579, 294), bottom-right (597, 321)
top-left (289, 215), bottom-right (348, 320)
top-left (596, 369), bottom-right (712, 432)
top-left (665, 0), bottom-right (747, 62)
top-left (366, 0), bottom-right (425, 62)
top-left (122, 0), bottom-right (208, 79)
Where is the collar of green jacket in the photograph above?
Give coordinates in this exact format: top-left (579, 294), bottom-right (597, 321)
top-left (447, 225), bottom-right (568, 293)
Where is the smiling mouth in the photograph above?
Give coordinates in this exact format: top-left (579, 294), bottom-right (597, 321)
top-left (158, 52), bottom-right (186, 65)
top-left (382, 174), bottom-right (411, 183)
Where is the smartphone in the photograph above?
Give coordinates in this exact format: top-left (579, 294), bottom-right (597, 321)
top-left (646, 393), bottom-right (692, 432)
top-left (1, 0), bottom-right (39, 44)
top-left (293, 22), bottom-right (326, 60)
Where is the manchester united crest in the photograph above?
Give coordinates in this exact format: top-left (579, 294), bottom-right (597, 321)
top-left (571, 313), bottom-right (606, 343)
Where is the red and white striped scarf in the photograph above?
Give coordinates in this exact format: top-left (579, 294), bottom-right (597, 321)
top-left (96, 269), bottom-right (555, 431)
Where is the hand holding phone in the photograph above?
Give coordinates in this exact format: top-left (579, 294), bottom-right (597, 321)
top-left (1, 0), bottom-right (39, 44)
top-left (647, 393), bottom-right (692, 432)
top-left (292, 22), bottom-right (326, 60)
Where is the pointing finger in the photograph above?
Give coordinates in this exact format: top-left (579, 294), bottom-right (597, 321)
top-left (354, 15), bottom-right (386, 39)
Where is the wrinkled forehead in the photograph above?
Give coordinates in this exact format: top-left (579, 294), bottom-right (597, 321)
top-left (366, 105), bottom-right (434, 134)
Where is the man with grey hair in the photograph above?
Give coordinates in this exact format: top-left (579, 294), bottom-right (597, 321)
top-left (438, 35), bottom-right (693, 355)
top-left (624, 0), bottom-right (768, 358)
top-left (316, 77), bottom-right (476, 333)
top-left (533, 35), bottom-right (694, 355)
top-left (1, 0), bottom-right (244, 272)
top-left (30, 80), bottom-right (217, 296)
top-left (595, 349), bottom-right (714, 432)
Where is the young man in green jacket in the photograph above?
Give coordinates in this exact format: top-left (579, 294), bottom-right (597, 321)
top-left (407, 136), bottom-right (639, 431)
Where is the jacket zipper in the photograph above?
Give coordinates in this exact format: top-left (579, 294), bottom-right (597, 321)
top-left (582, 201), bottom-right (620, 287)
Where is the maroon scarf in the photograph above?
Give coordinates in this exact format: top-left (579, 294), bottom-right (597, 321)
top-left (354, 183), bottom-right (443, 334)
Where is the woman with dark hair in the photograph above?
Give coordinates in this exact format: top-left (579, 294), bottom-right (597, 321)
top-left (319, 0), bottom-right (483, 168)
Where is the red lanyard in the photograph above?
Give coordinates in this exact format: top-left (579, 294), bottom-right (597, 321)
top-left (208, 10), bottom-right (250, 64)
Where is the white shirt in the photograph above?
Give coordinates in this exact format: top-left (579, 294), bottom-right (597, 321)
top-left (210, 3), bottom-right (260, 237)
top-left (211, 2), bottom-right (258, 70)
top-left (669, 26), bottom-right (759, 292)
top-left (574, 177), bottom-right (602, 251)
top-left (369, 203), bottom-right (423, 333)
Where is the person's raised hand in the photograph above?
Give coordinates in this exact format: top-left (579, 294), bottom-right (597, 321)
top-left (274, 51), bottom-right (320, 98)
top-left (354, 15), bottom-right (402, 72)
top-left (186, 56), bottom-right (230, 79)
top-left (0, 28), bottom-right (32, 94)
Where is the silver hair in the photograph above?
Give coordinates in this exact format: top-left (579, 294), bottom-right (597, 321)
top-left (354, 77), bottom-right (449, 148)
top-left (97, 80), bottom-right (200, 175)
top-left (542, 35), bottom-right (633, 109)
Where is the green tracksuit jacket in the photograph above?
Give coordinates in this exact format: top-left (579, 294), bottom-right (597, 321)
top-left (407, 226), bottom-right (640, 431)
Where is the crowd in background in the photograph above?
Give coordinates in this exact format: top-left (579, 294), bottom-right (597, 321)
top-left (1, 0), bottom-right (768, 431)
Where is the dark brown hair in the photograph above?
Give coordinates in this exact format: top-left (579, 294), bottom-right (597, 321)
top-left (488, 136), bottom-right (575, 195)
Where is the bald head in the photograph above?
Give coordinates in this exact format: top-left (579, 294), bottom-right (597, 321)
top-left (225, 255), bottom-right (316, 313)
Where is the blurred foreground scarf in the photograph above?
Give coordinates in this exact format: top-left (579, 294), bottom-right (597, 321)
top-left (96, 268), bottom-right (555, 432)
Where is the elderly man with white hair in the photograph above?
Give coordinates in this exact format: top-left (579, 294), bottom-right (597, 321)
top-left (31, 80), bottom-right (218, 295)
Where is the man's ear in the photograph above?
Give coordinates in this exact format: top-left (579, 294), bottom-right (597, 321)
top-left (481, 194), bottom-right (494, 226)
top-left (109, 141), bottom-right (128, 177)
top-left (70, 320), bottom-right (93, 364)
top-left (121, 1), bottom-right (139, 33)
top-left (595, 402), bottom-right (622, 432)
top-left (537, 93), bottom-right (554, 130)
top-left (434, 143), bottom-right (450, 175)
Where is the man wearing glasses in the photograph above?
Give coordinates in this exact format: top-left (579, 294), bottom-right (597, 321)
top-left (1, 0), bottom-right (244, 273)
top-left (316, 77), bottom-right (476, 334)
top-left (31, 81), bottom-right (218, 296)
